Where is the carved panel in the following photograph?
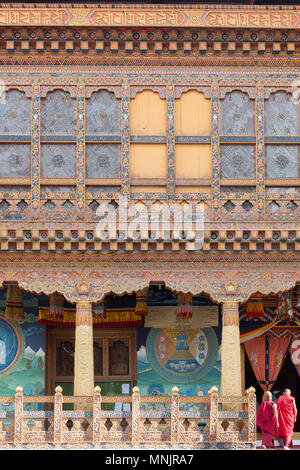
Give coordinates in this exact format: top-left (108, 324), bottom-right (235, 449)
top-left (0, 144), bottom-right (30, 177)
top-left (41, 90), bottom-right (76, 136)
top-left (265, 145), bottom-right (299, 179)
top-left (220, 145), bottom-right (255, 179)
top-left (218, 199), bottom-right (257, 222)
top-left (0, 90), bottom-right (31, 135)
top-left (130, 86), bottom-right (166, 99)
top-left (220, 91), bottom-right (254, 137)
top-left (40, 144), bottom-right (76, 178)
top-left (0, 198), bottom-right (30, 220)
top-left (85, 144), bottom-right (121, 178)
top-left (265, 199), bottom-right (300, 222)
top-left (39, 198), bottom-right (77, 221)
top-left (85, 90), bottom-right (121, 136)
top-left (264, 91), bottom-right (298, 137)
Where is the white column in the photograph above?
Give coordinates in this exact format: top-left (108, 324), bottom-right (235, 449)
top-left (221, 300), bottom-right (242, 397)
top-left (74, 300), bottom-right (94, 409)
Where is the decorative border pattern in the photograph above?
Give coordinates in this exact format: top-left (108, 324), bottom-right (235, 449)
top-left (0, 254), bottom-right (297, 303)
top-left (31, 84), bottom-right (39, 219)
top-left (121, 80), bottom-right (130, 197)
top-left (211, 84), bottom-right (220, 218)
top-left (0, 5), bottom-right (298, 29)
top-left (76, 85), bottom-right (85, 221)
top-left (167, 83), bottom-right (175, 200)
top-left (256, 84), bottom-right (265, 221)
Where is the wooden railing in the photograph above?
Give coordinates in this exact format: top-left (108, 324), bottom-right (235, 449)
top-left (0, 385), bottom-right (256, 450)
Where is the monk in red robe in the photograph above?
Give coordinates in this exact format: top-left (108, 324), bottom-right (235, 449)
top-left (276, 389), bottom-right (297, 450)
top-left (257, 391), bottom-right (279, 449)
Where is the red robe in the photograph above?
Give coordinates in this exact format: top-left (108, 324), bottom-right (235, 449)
top-left (257, 400), bottom-right (276, 448)
top-left (276, 394), bottom-right (296, 448)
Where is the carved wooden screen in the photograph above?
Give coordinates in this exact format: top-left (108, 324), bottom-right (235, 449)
top-left (219, 90), bottom-right (256, 219)
top-left (220, 91), bottom-right (255, 181)
top-left (0, 89), bottom-right (31, 219)
top-left (265, 91), bottom-right (299, 188)
top-left (39, 89), bottom-right (77, 219)
top-left (40, 90), bottom-right (76, 180)
top-left (85, 89), bottom-right (121, 195)
top-left (0, 89), bottom-right (31, 179)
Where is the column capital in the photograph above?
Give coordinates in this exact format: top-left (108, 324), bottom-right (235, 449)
top-left (222, 300), bottom-right (239, 327)
top-left (76, 299), bottom-right (93, 326)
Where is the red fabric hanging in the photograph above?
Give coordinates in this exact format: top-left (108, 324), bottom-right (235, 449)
top-left (244, 335), bottom-right (290, 392)
top-left (268, 336), bottom-right (291, 389)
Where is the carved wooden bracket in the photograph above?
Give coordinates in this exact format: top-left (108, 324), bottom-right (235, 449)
top-left (0, 261), bottom-right (297, 304)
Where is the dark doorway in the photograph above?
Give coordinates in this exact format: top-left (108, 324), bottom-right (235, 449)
top-left (271, 354), bottom-right (300, 432)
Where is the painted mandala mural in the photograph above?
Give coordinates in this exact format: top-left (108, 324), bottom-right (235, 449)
top-left (145, 327), bottom-right (219, 385)
top-left (0, 316), bottom-right (22, 374)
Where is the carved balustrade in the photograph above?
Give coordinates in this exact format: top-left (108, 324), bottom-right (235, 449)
top-left (0, 385), bottom-right (256, 449)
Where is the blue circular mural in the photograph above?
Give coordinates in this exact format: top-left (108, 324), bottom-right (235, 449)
top-left (146, 327), bottom-right (219, 384)
top-left (0, 317), bottom-right (21, 374)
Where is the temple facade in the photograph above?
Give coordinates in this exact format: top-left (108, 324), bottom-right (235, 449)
top-left (0, 1), bottom-right (299, 449)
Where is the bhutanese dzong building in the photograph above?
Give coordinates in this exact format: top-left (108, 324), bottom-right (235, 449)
top-left (0, 0), bottom-right (299, 450)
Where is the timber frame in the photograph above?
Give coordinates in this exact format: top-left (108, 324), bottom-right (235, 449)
top-left (0, 3), bottom-right (299, 302)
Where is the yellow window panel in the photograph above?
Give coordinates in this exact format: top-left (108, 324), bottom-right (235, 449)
top-left (175, 186), bottom-right (212, 194)
top-left (130, 144), bottom-right (167, 178)
top-left (175, 144), bottom-right (211, 179)
top-left (130, 90), bottom-right (166, 136)
top-left (131, 186), bottom-right (167, 193)
top-left (175, 90), bottom-right (211, 136)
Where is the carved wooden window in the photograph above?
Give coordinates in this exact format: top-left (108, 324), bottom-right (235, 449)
top-left (0, 144), bottom-right (31, 178)
top-left (108, 338), bottom-right (129, 376)
top-left (46, 328), bottom-right (136, 395)
top-left (85, 89), bottom-right (120, 136)
top-left (221, 144), bottom-right (255, 179)
top-left (174, 90), bottom-right (211, 193)
top-left (56, 340), bottom-right (75, 377)
top-left (55, 338), bottom-right (103, 379)
top-left (0, 91), bottom-right (31, 178)
top-left (264, 91), bottom-right (300, 188)
top-left (265, 91), bottom-right (297, 138)
top-left (265, 145), bottom-right (299, 179)
top-left (0, 89), bottom-right (31, 136)
top-left (85, 144), bottom-right (120, 179)
top-left (220, 91), bottom-right (256, 198)
top-left (40, 90), bottom-right (76, 188)
top-left (40, 144), bottom-right (76, 179)
top-left (0, 89), bottom-right (31, 214)
top-left (41, 89), bottom-right (76, 136)
top-left (221, 91), bottom-right (254, 137)
top-left (85, 90), bottom-right (121, 193)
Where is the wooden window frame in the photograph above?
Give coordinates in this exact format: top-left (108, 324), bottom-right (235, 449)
top-left (46, 326), bottom-right (137, 395)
